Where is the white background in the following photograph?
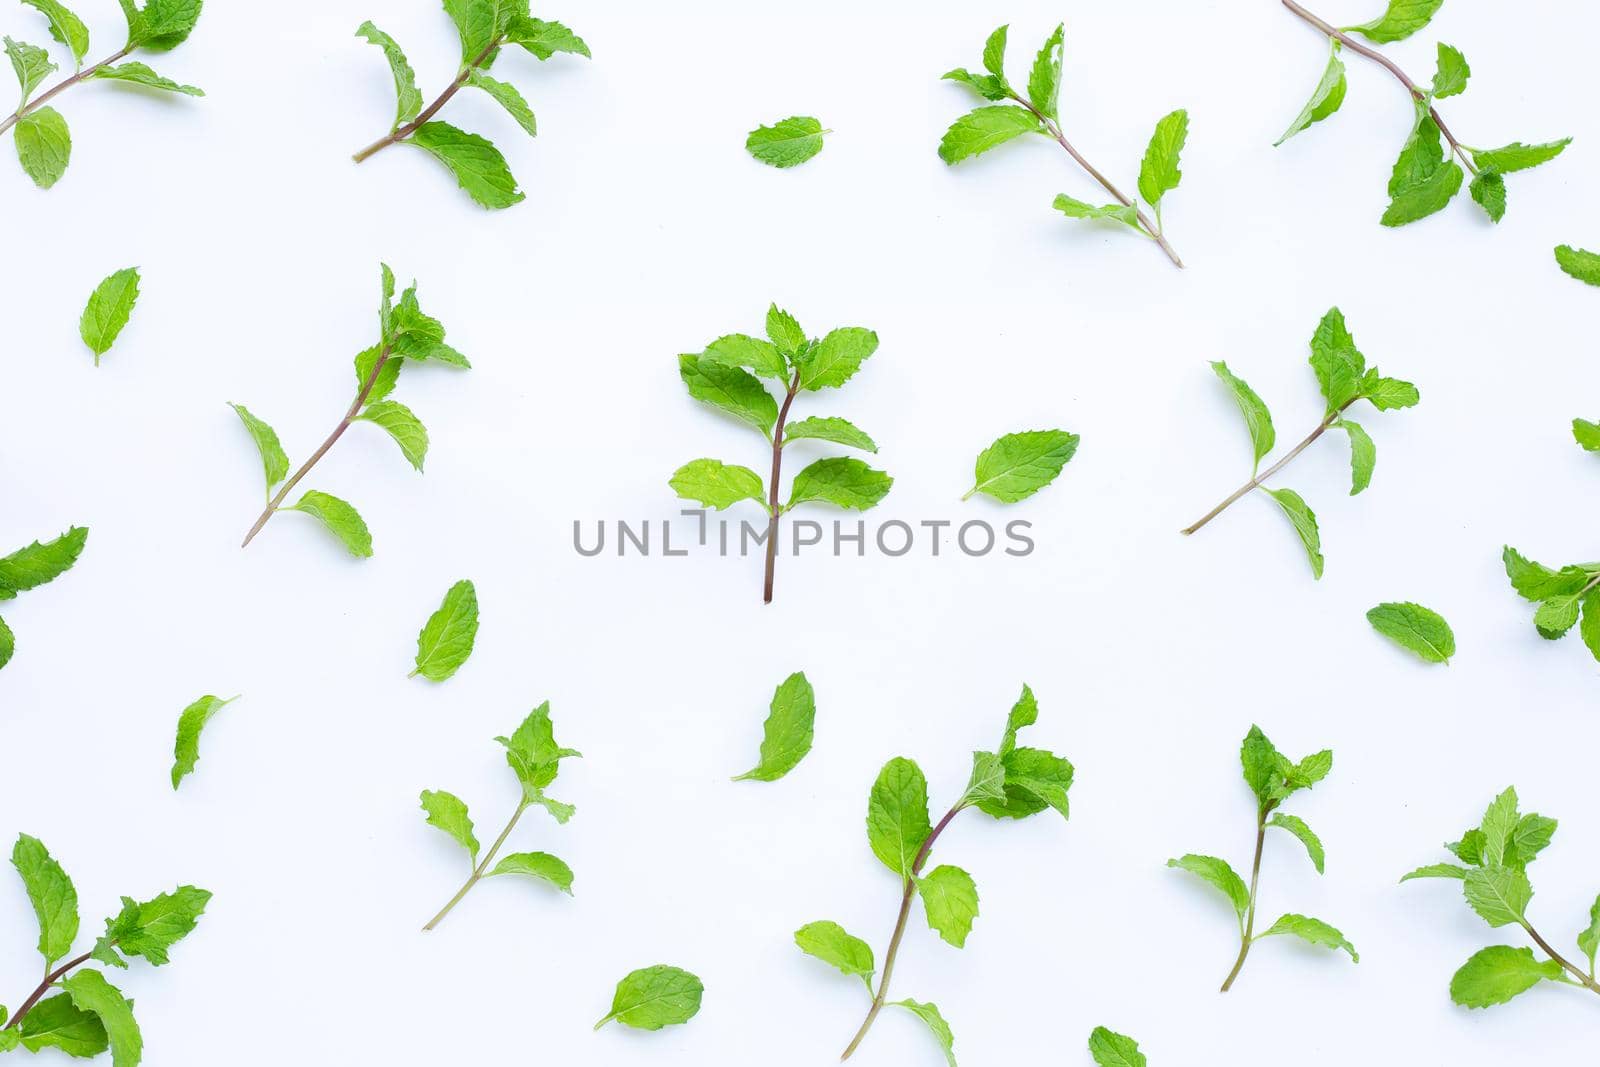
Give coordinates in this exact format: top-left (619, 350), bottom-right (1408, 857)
top-left (2, 0), bottom-right (1598, 1063)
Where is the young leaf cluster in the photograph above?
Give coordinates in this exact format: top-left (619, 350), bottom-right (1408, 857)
top-left (940, 24), bottom-right (1188, 266)
top-left (594, 965), bottom-right (703, 1031)
top-left (353, 2), bottom-right (590, 208)
top-left (420, 702), bottom-right (579, 930)
top-left (78, 268), bottom-right (140, 365)
top-left (1, 834), bottom-right (209, 1065)
top-left (1502, 547), bottom-right (1600, 665)
top-left (1183, 308), bottom-right (1419, 578)
top-left (1279, 0), bottom-right (1569, 226)
top-left (0, 526), bottom-right (87, 672)
top-left (964, 429), bottom-right (1078, 502)
top-left (234, 264), bottom-right (469, 557)
top-left (1403, 787), bottom-right (1600, 1007)
top-left (1168, 725), bottom-right (1355, 992)
top-left (3, 0), bottom-right (203, 188)
top-left (669, 305), bottom-right (891, 603)
top-left (799, 685), bottom-right (1072, 1065)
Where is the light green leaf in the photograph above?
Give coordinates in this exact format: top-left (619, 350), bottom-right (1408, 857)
top-left (1336, 418), bottom-right (1375, 495)
top-left (782, 416), bottom-right (876, 453)
top-left (1360, 375), bottom-right (1420, 410)
top-left (867, 757), bottom-right (931, 878)
top-left (6, 36), bottom-right (54, 103)
top-left (794, 920), bottom-right (874, 981)
top-left (981, 24), bottom-right (1008, 81)
top-left (0, 526), bottom-right (88, 593)
top-left (21, 1), bottom-right (88, 65)
top-left (420, 789), bottom-right (478, 863)
top-left (357, 400), bottom-right (429, 471)
top-left (1308, 307), bottom-right (1365, 412)
top-left (679, 353), bottom-right (778, 433)
top-left (1366, 601), bottom-right (1454, 664)
top-left (1510, 813), bottom-right (1557, 867)
top-left (96, 885), bottom-right (210, 966)
top-left (891, 999), bottom-right (956, 1067)
top-left (505, 16), bottom-right (590, 61)
top-left (18, 994), bottom-right (107, 1057)
top-left (764, 304), bottom-right (806, 360)
top-left (1026, 23), bottom-right (1063, 120)
top-left (488, 851), bottom-right (573, 894)
top-left (90, 60), bottom-right (202, 95)
top-left (965, 429), bottom-right (1078, 503)
top-left (0, 616), bottom-right (13, 671)
top-left (1400, 863), bottom-right (1469, 881)
top-left (1578, 895), bottom-right (1600, 972)
top-left (787, 457), bottom-right (892, 511)
top-left (496, 702), bottom-right (580, 811)
top-left (1347, 0), bottom-right (1443, 43)
top-left (1137, 108), bottom-right (1188, 209)
top-left (960, 751), bottom-right (1007, 808)
top-left (139, 0), bottom-right (202, 51)
top-left (357, 21), bottom-right (421, 128)
top-left (287, 490), bottom-right (373, 558)
top-left (992, 746), bottom-right (1073, 821)
top-left (171, 694), bottom-right (238, 789)
top-left (229, 404), bottom-right (288, 492)
top-left (14, 105), bottom-right (70, 188)
top-left (1257, 913), bottom-right (1358, 961)
top-left (1088, 1026), bottom-right (1147, 1067)
top-left (796, 326), bottom-right (878, 390)
top-left (1168, 854), bottom-right (1250, 918)
top-left (1556, 245), bottom-right (1600, 287)
top-left (745, 116), bottom-right (825, 169)
top-left (1463, 866), bottom-right (1532, 928)
top-left (1268, 813), bottom-right (1326, 874)
top-left (1581, 590), bottom-right (1600, 665)
top-left (1239, 724), bottom-right (1282, 804)
top-left (1450, 945), bottom-right (1563, 1008)
top-left (1431, 43), bottom-right (1470, 98)
top-left (79, 267), bottom-right (141, 362)
top-left (355, 343), bottom-right (401, 405)
top-left (1469, 171), bottom-right (1505, 223)
top-left (1470, 139), bottom-right (1571, 174)
top-left (1210, 361), bottom-right (1274, 470)
top-left (467, 69), bottom-right (537, 136)
top-left (733, 671), bottom-right (815, 783)
top-left (441, 0), bottom-right (499, 64)
top-left (1265, 487), bottom-right (1323, 578)
top-left (701, 333), bottom-right (787, 380)
top-left (411, 579), bottom-right (478, 682)
top-left (60, 971), bottom-right (139, 1067)
top-left (918, 864), bottom-right (979, 948)
top-left (669, 458), bottom-right (764, 510)
top-left (1052, 194), bottom-right (1140, 228)
top-left (938, 105), bottom-right (1041, 165)
top-left (1478, 786), bottom-right (1521, 867)
top-left (1534, 594), bottom-right (1580, 639)
top-left (941, 67), bottom-right (1008, 102)
top-left (1502, 547), bottom-right (1589, 601)
top-left (409, 121), bottom-right (524, 209)
top-left (1382, 160), bottom-right (1463, 227)
top-left (1573, 418), bottom-right (1600, 451)
top-left (1276, 43), bottom-right (1346, 146)
top-left (11, 834), bottom-right (78, 967)
top-left (997, 684), bottom-right (1037, 757)
top-left (594, 965), bottom-right (703, 1031)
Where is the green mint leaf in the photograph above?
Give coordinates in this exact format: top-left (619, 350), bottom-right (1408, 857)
top-left (1276, 42), bottom-right (1346, 146)
top-left (411, 579), bottom-right (479, 681)
top-left (356, 22), bottom-right (421, 129)
top-left (1463, 866), bottom-right (1532, 928)
top-left (138, 0), bottom-right (202, 51)
top-left (408, 121), bottom-right (524, 209)
top-left (79, 267), bottom-right (141, 363)
top-left (1509, 813), bottom-right (1557, 867)
top-left (787, 457), bottom-right (893, 511)
top-left (1026, 24), bottom-right (1063, 120)
top-left (1581, 590), bottom-right (1600, 664)
top-left (1051, 195), bottom-right (1141, 228)
top-left (496, 702), bottom-right (580, 810)
top-left (504, 16), bottom-right (590, 61)
top-left (1366, 601), bottom-right (1454, 664)
top-left (1088, 1026), bottom-right (1147, 1067)
top-left (679, 353), bottom-right (778, 434)
top-left (965, 429), bottom-right (1079, 503)
top-left (1400, 863), bottom-right (1469, 881)
top-left (1347, 0), bottom-right (1443, 43)
top-left (941, 67), bottom-right (1008, 102)
top-left (891, 999), bottom-right (956, 1067)
top-left (356, 400), bottom-right (429, 471)
top-left (355, 343), bottom-right (401, 406)
top-left (59, 971), bottom-right (139, 1067)
top-left (918, 864), bottom-right (979, 948)
top-left (1447, 830), bottom-right (1485, 865)
top-left (701, 333), bottom-right (787, 380)
top-left (1578, 895), bottom-right (1600, 973)
top-left (1265, 487), bottom-right (1323, 579)
top-left (0, 617), bottom-right (14, 671)
top-left (0, 1028), bottom-right (16, 1052)
top-left (594, 965), bottom-right (703, 1031)
top-left (1383, 159), bottom-right (1463, 227)
top-left (983, 746), bottom-right (1073, 821)
top-left (1477, 786), bottom-right (1520, 867)
top-left (669, 458), bottom-right (764, 510)
top-left (795, 326), bottom-right (878, 390)
top-left (13, 105), bottom-right (71, 188)
top-left (1361, 374), bottom-right (1420, 410)
top-left (1502, 547), bottom-right (1589, 601)
top-left (0, 526), bottom-right (88, 593)
top-left (1284, 749), bottom-right (1333, 796)
top-left (733, 671), bottom-right (815, 783)
top-left (420, 789), bottom-right (479, 863)
top-left (867, 757), bottom-right (931, 878)
top-left (6, 35), bottom-right (55, 103)
top-left (960, 751), bottom-right (1008, 810)
top-left (229, 404), bottom-right (288, 493)
top-left (1450, 945), bottom-right (1563, 1008)
top-left (441, 0), bottom-right (499, 64)
top-left (938, 105), bottom-right (1040, 165)
top-left (1431, 43), bottom-right (1470, 98)
top-left (997, 684), bottom-right (1036, 756)
top-left (794, 920), bottom-right (874, 982)
top-left (1533, 594), bottom-right (1581, 639)
top-left (1308, 307), bottom-right (1365, 412)
top-left (1469, 170), bottom-right (1506, 222)
top-left (764, 304), bottom-right (806, 360)
top-left (1167, 854), bottom-right (1250, 918)
top-left (1257, 913), bottom-right (1359, 961)
top-left (1239, 724), bottom-right (1283, 805)
top-left (1137, 109), bottom-right (1188, 210)
top-left (286, 490), bottom-right (373, 558)
top-left (782, 416), bottom-right (877, 453)
top-left (745, 116), bottom-right (825, 169)
top-left (1335, 418), bottom-right (1375, 494)
top-left (1573, 418), bottom-right (1600, 451)
top-left (980, 24), bottom-right (1008, 81)
top-left (1268, 813), bottom-right (1326, 874)
top-left (90, 61), bottom-right (201, 95)
top-left (1209, 361), bottom-right (1274, 471)
top-left (99, 885), bottom-right (210, 965)
top-left (1470, 139), bottom-right (1571, 173)
top-left (115, 0), bottom-right (146, 47)
top-left (467, 69), bottom-right (537, 136)
top-left (1556, 244), bottom-right (1600, 286)
top-left (21, 0), bottom-right (89, 66)
top-left (487, 850), bottom-right (573, 893)
top-left (19, 993), bottom-right (108, 1057)
top-left (170, 694), bottom-right (238, 789)
top-left (11, 833), bottom-right (78, 967)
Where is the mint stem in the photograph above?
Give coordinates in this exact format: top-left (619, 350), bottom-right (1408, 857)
top-left (0, 45), bottom-right (133, 137)
top-left (352, 38), bottom-right (503, 163)
top-left (423, 798), bottom-right (529, 931)
top-left (240, 344), bottom-right (393, 549)
top-left (840, 801), bottom-right (964, 1061)
top-left (1281, 0), bottom-right (1478, 176)
top-left (1221, 805), bottom-right (1270, 992)
top-left (1521, 920), bottom-right (1600, 996)
top-left (762, 369), bottom-right (803, 604)
top-left (2, 950), bottom-right (94, 1032)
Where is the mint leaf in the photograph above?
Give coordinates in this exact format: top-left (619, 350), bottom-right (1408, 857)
top-left (965, 429), bottom-right (1078, 503)
top-left (788, 457), bottom-right (892, 510)
top-left (465, 69), bottom-right (536, 136)
top-left (286, 490), bottom-right (373, 558)
top-left (680, 353), bottom-right (778, 433)
top-left (938, 105), bottom-right (1040, 164)
top-left (1268, 813), bottom-right (1326, 874)
top-left (59, 971), bottom-right (139, 1067)
top-left (1573, 418), bottom-right (1600, 451)
top-left (1502, 547), bottom-right (1588, 601)
top-left (78, 267), bottom-right (141, 363)
top-left (98, 885), bottom-right (209, 966)
top-left (12, 834), bottom-right (78, 967)
top-left (764, 304), bottom-right (806, 360)
top-left (1400, 863), bottom-right (1469, 881)
top-left (1431, 43), bottom-right (1470, 98)
top-left (1579, 896), bottom-right (1600, 973)
top-left (6, 36), bottom-right (55, 103)
top-left (18, 995), bottom-right (107, 1057)
top-left (441, 0), bottom-right (499, 65)
top-left (139, 0), bottom-right (203, 51)
top-left (90, 61), bottom-right (201, 95)
top-left (1258, 913), bottom-right (1359, 961)
top-left (867, 757), bottom-right (931, 877)
top-left (1276, 42), bottom-right (1346, 146)
top-left (171, 694), bottom-right (238, 789)
top-left (702, 333), bottom-right (787, 380)
top-left (411, 579), bottom-right (479, 682)
top-left (354, 343), bottom-right (400, 405)
top-left (1366, 601), bottom-right (1455, 664)
top-left (487, 851), bottom-right (573, 893)
top-left (357, 400), bottom-right (429, 470)
top-left (669, 458), bottom-right (764, 510)
top-left (794, 920), bottom-right (874, 981)
top-left (409, 121), bottom-right (524, 209)
top-left (13, 105), bottom-right (71, 188)
top-left (1347, 0), bottom-right (1443, 43)
top-left (746, 116), bottom-right (825, 168)
top-left (1239, 725), bottom-right (1282, 805)
top-left (1510, 813), bottom-right (1557, 867)
top-left (1026, 24), bottom-right (1063, 120)
top-left (918, 865), bottom-right (979, 948)
top-left (504, 16), bottom-right (589, 60)
top-left (420, 789), bottom-right (479, 863)
top-left (1469, 171), bottom-right (1505, 223)
top-left (981, 24), bottom-right (1008, 81)
top-left (1210, 361), bottom-right (1274, 471)
top-left (1581, 590), bottom-right (1600, 664)
top-left (0, 617), bottom-right (13, 671)
top-left (892, 999), bottom-right (956, 1067)
top-left (0, 526), bottom-right (88, 593)
top-left (783, 416), bottom-right (876, 453)
top-left (1051, 195), bottom-right (1140, 227)
top-left (1360, 375), bottom-right (1420, 410)
top-left (594, 965), bottom-right (703, 1031)
top-left (229, 404), bottom-right (288, 492)
top-left (992, 747), bottom-right (1073, 821)
top-left (1265, 487), bottom-right (1323, 578)
top-left (733, 671), bottom-right (815, 783)
top-left (796, 326), bottom-right (877, 390)
top-left (1308, 307), bottom-right (1365, 412)
top-left (1478, 787), bottom-right (1521, 868)
top-left (1555, 244), bottom-right (1600, 287)
top-left (1450, 945), bottom-right (1563, 1008)
top-left (1470, 139), bottom-right (1571, 173)
top-left (1167, 854), bottom-right (1250, 917)
top-left (1088, 1026), bottom-right (1147, 1067)
top-left (496, 702), bottom-right (580, 805)
top-left (941, 67), bottom-right (1008, 102)
top-left (21, 1), bottom-right (89, 66)
top-left (1137, 109), bottom-right (1188, 210)
top-left (1463, 866), bottom-right (1532, 928)
top-left (1382, 159), bottom-right (1463, 227)
top-left (960, 751), bottom-right (1007, 808)
top-left (356, 22), bottom-right (422, 129)
top-left (1534, 594), bottom-right (1581, 639)
top-left (1333, 417), bottom-right (1375, 495)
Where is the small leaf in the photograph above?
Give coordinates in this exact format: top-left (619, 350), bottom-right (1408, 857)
top-left (1502, 547), bottom-right (1588, 601)
top-left (1470, 139), bottom-right (1571, 174)
top-left (867, 757), bottom-right (931, 877)
top-left (59, 972), bottom-right (139, 1067)
top-left (981, 24), bottom-right (1008, 80)
top-left (891, 999), bottom-right (956, 1067)
top-left (90, 61), bottom-right (202, 95)
top-left (764, 304), bottom-right (806, 360)
top-left (1581, 590), bottom-right (1600, 665)
top-left (0, 616), bottom-right (13, 671)
top-left (965, 430), bottom-right (1079, 503)
top-left (1167, 854), bottom-right (1250, 918)
top-left (1308, 307), bottom-right (1366, 412)
top-left (78, 267), bottom-right (141, 363)
top-left (419, 789), bottom-right (479, 864)
top-left (1400, 863), bottom-right (1469, 881)
top-left (356, 21), bottom-right (422, 128)
top-left (679, 353), bottom-right (778, 433)
top-left (488, 851), bottom-right (573, 894)
top-left (467, 70), bottom-right (537, 136)
top-left (1469, 171), bottom-right (1505, 223)
top-left (1265, 487), bottom-right (1323, 579)
top-left (17, 994), bottom-right (107, 1057)
top-left (14, 105), bottom-right (71, 188)
top-left (733, 671), bottom-right (816, 783)
top-left (441, 0), bottom-right (498, 64)
top-left (139, 0), bottom-right (202, 51)
top-left (6, 36), bottom-right (55, 102)
top-left (1578, 894), bottom-right (1600, 973)
top-left (782, 416), bottom-right (877, 453)
top-left (96, 885), bottom-right (210, 965)
top-left (287, 490), bottom-right (373, 558)
top-left (918, 864), bottom-right (979, 948)
top-left (669, 459), bottom-right (764, 510)
top-left (1462, 866), bottom-right (1532, 928)
top-left (1210, 361), bottom-right (1274, 470)
top-left (1051, 195), bottom-right (1140, 227)
top-left (938, 105), bottom-right (1041, 165)
top-left (1257, 913), bottom-right (1359, 961)
top-left (11, 833), bottom-right (78, 967)
top-left (170, 694), bottom-right (239, 789)
top-left (1361, 375), bottom-right (1420, 410)
top-left (1430, 43), bottom-right (1470, 98)
top-left (21, 1), bottom-right (89, 66)
top-left (941, 67), bottom-right (1008, 102)
top-left (745, 116), bottom-right (825, 169)
top-left (794, 920), bottom-right (874, 980)
top-left (701, 333), bottom-right (787, 380)
top-left (411, 579), bottom-right (479, 682)
top-left (1450, 945), bottom-right (1562, 1008)
top-left (0, 526), bottom-right (88, 593)
top-left (357, 400), bottom-right (429, 471)
top-left (1088, 1026), bottom-right (1147, 1067)
top-left (1382, 160), bottom-right (1463, 227)
top-left (1268, 813), bottom-right (1326, 874)
top-left (1026, 24), bottom-right (1063, 120)
top-left (504, 16), bottom-right (590, 61)
top-left (594, 965), bottom-right (703, 1031)
top-left (1347, 0), bottom-right (1444, 43)
top-left (1533, 594), bottom-right (1580, 639)
top-left (787, 457), bottom-right (892, 511)
top-left (229, 404), bottom-right (289, 492)
top-left (355, 343), bottom-right (401, 405)
top-left (1276, 42), bottom-right (1347, 146)
top-left (1366, 602), bottom-right (1455, 664)
top-left (408, 121), bottom-right (524, 210)
top-left (1573, 418), bottom-right (1600, 452)
top-left (1336, 418), bottom-right (1375, 494)
top-left (1137, 109), bottom-right (1188, 209)
top-left (795, 326), bottom-right (878, 390)
top-left (1555, 244), bottom-right (1600, 287)
top-left (496, 702), bottom-right (581, 810)
top-left (1477, 787), bottom-right (1521, 868)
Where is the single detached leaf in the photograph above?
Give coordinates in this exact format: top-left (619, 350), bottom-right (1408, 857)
top-left (1400, 863), bottom-right (1469, 881)
top-left (794, 920), bottom-right (874, 980)
top-left (17, 994), bottom-right (107, 1057)
top-left (1450, 945), bottom-right (1563, 1008)
top-left (1137, 109), bottom-right (1188, 209)
top-left (420, 789), bottom-right (479, 863)
top-left (918, 864), bottom-right (979, 948)
top-left (504, 16), bottom-right (590, 60)
top-left (79, 267), bottom-right (141, 362)
top-left (1088, 1026), bottom-right (1147, 1067)
top-left (12, 834), bottom-right (78, 967)
top-left (867, 757), bottom-right (931, 877)
top-left (1026, 23), bottom-right (1063, 120)
top-left (669, 458), bottom-right (764, 510)
top-left (60, 971), bottom-right (139, 1067)
top-left (357, 21), bottom-right (422, 128)
top-left (796, 326), bottom-right (878, 390)
top-left (1167, 854), bottom-right (1250, 917)
top-left (488, 851), bottom-right (573, 894)
top-left (1431, 43), bottom-right (1470, 98)
top-left (733, 671), bottom-right (815, 782)
top-left (679, 353), bottom-right (778, 433)
top-left (594, 965), bottom-right (703, 1031)
top-left (97, 885), bottom-right (210, 966)
top-left (745, 116), bottom-right (825, 169)
top-left (1336, 418), bottom-right (1375, 494)
top-left (1555, 245), bottom-right (1600, 287)
top-left (1573, 418), bottom-right (1600, 451)
top-left (467, 70), bottom-right (537, 137)
top-left (1463, 866), bottom-right (1532, 928)
top-left (0, 526), bottom-right (88, 592)
top-left (1366, 602), bottom-right (1454, 664)
top-left (965, 429), bottom-right (1079, 503)
top-left (14, 105), bottom-right (71, 188)
top-left (891, 999), bottom-right (956, 1067)
top-left (411, 579), bottom-right (479, 681)
top-left (938, 105), bottom-right (1041, 165)
top-left (409, 121), bottom-right (524, 209)
top-left (1348, 0), bottom-right (1444, 43)
top-left (90, 61), bottom-right (202, 95)
top-left (782, 416), bottom-right (877, 453)
top-left (6, 36), bottom-right (55, 102)
top-left (229, 404), bottom-right (288, 492)
top-left (1265, 487), bottom-right (1323, 579)
top-left (1258, 913), bottom-right (1359, 961)
top-left (1470, 139), bottom-right (1571, 174)
top-left (21, 0), bottom-right (89, 65)
top-left (1210, 361), bottom-right (1274, 470)
top-left (1052, 195), bottom-right (1140, 227)
top-left (1469, 171), bottom-right (1505, 223)
top-left (1276, 43), bottom-right (1347, 146)
top-left (170, 694), bottom-right (238, 789)
top-left (701, 333), bottom-right (787, 380)
top-left (1268, 813), bottom-right (1326, 874)
top-left (788, 457), bottom-right (892, 511)
top-left (287, 490), bottom-right (373, 558)
top-left (357, 400), bottom-right (429, 471)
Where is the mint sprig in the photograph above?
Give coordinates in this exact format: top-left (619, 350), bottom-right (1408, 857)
top-left (234, 264), bottom-right (469, 557)
top-left (1182, 308), bottom-right (1419, 578)
top-left (1403, 786), bottom-right (1600, 1008)
top-left (1, 0), bottom-right (204, 189)
top-left (0, 526), bottom-right (88, 673)
top-left (351, 4), bottom-right (590, 208)
top-left (1502, 547), bottom-right (1600, 665)
top-left (1168, 725), bottom-right (1356, 992)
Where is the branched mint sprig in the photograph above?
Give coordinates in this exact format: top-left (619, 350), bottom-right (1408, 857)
top-left (797, 685), bottom-right (1072, 1065)
top-left (668, 305), bottom-right (892, 604)
top-left (1279, 0), bottom-right (1569, 226)
top-left (1502, 547), bottom-right (1600, 665)
top-left (940, 23), bottom-right (1188, 267)
top-left (0, 834), bottom-right (209, 1065)
top-left (1182, 307), bottom-right (1419, 578)
top-left (1403, 786), bottom-right (1600, 1008)
top-left (1168, 725), bottom-right (1356, 992)
top-left (0, 526), bottom-right (87, 673)
top-left (233, 264), bottom-right (469, 557)
top-left (352, 2), bottom-right (589, 209)
top-left (2, 0), bottom-right (204, 189)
